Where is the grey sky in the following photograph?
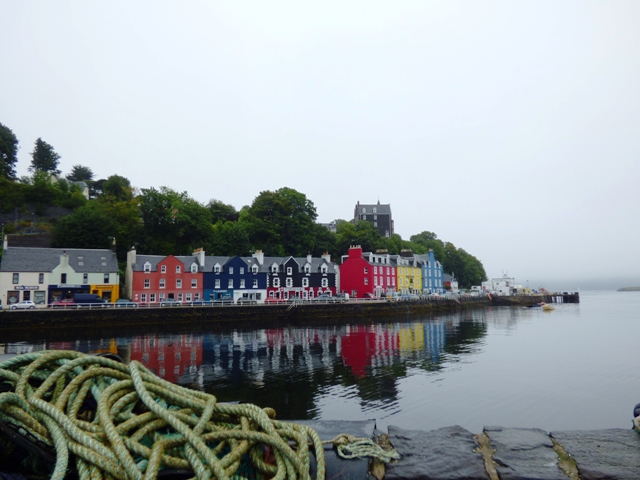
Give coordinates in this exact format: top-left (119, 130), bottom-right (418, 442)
top-left (2, 1), bottom-right (639, 289)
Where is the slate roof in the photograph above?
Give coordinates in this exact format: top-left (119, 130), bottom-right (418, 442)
top-left (131, 254), bottom-right (203, 272)
top-left (0, 247), bottom-right (118, 273)
top-left (355, 202), bottom-right (392, 215)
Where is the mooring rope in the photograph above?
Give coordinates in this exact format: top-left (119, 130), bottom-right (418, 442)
top-left (0, 350), bottom-right (328, 480)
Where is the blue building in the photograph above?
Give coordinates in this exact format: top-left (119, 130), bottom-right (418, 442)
top-left (202, 255), bottom-right (268, 303)
top-left (415, 249), bottom-right (444, 294)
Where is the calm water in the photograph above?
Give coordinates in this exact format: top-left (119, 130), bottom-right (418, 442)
top-left (2, 290), bottom-right (639, 433)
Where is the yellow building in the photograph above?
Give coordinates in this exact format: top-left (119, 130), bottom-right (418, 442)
top-left (393, 252), bottom-right (422, 294)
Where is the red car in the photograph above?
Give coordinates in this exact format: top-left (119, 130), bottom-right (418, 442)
top-left (49, 299), bottom-right (76, 308)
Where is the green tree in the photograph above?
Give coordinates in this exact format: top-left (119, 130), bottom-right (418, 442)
top-left (102, 175), bottom-right (133, 201)
top-left (211, 221), bottom-right (251, 256)
top-left (0, 122), bottom-right (19, 180)
top-left (66, 165), bottom-right (94, 182)
top-left (207, 199), bottom-right (239, 223)
top-left (243, 187), bottom-right (318, 256)
top-left (335, 220), bottom-right (384, 256)
top-left (410, 231), bottom-right (446, 261)
top-left (52, 203), bottom-right (119, 250)
top-left (138, 187), bottom-right (213, 255)
top-left (29, 138), bottom-right (61, 175)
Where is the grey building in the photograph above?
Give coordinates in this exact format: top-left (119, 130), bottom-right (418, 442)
top-left (353, 201), bottom-right (394, 237)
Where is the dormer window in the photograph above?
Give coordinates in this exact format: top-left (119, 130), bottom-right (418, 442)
top-left (190, 263), bottom-right (197, 273)
top-left (144, 262), bottom-right (151, 273)
top-left (271, 264), bottom-right (278, 274)
top-left (214, 264), bottom-right (221, 273)
top-left (252, 265), bottom-right (258, 273)
top-left (304, 265), bottom-right (311, 273)
top-left (321, 265), bottom-right (328, 274)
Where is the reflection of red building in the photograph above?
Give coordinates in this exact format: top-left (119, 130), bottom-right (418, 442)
top-left (341, 326), bottom-right (399, 377)
top-left (130, 334), bottom-right (203, 384)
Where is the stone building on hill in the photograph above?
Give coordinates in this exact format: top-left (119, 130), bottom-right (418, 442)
top-left (353, 201), bottom-right (394, 237)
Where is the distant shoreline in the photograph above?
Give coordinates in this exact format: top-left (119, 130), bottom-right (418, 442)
top-left (617, 286), bottom-right (640, 292)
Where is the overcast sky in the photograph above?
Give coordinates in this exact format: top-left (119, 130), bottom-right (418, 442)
top-left (1, 1), bottom-right (639, 289)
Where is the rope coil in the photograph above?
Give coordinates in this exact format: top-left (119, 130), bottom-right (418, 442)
top-left (0, 351), bottom-right (326, 480)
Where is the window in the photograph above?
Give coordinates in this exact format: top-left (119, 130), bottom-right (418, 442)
top-left (83, 274), bottom-right (88, 284)
top-left (194, 293), bottom-right (200, 300)
top-left (252, 265), bottom-right (258, 273)
top-left (240, 279), bottom-right (245, 288)
top-left (271, 265), bottom-right (278, 273)
top-left (287, 267), bottom-right (292, 275)
top-left (104, 274), bottom-right (109, 283)
top-left (176, 265), bottom-right (181, 273)
top-left (374, 214), bottom-right (377, 220)
top-left (364, 277), bottom-right (368, 285)
top-left (240, 267), bottom-right (244, 274)
top-left (177, 293), bottom-right (183, 301)
top-left (176, 279), bottom-right (182, 288)
top-left (159, 293), bottom-right (165, 300)
top-left (392, 277), bottom-right (396, 286)
top-left (12, 273), bottom-right (19, 285)
top-left (191, 279), bottom-right (197, 288)
top-left (159, 279), bottom-right (165, 288)
top-left (321, 278), bottom-right (328, 287)
top-left (161, 265), bottom-right (166, 273)
top-left (186, 293), bottom-right (192, 301)
top-left (229, 267), bottom-right (234, 274)
top-left (374, 222), bottom-right (377, 227)
top-left (321, 265), bottom-right (328, 273)
top-left (228, 279), bottom-right (233, 288)
top-left (215, 279), bottom-right (220, 288)
top-left (39, 273), bottom-right (44, 284)
top-left (144, 279), bottom-right (150, 288)
top-left (363, 214), bottom-right (367, 220)
top-left (61, 273), bottom-right (67, 284)
top-left (304, 265), bottom-right (310, 273)
top-left (302, 278), bottom-right (309, 287)
top-left (273, 277), bottom-right (280, 287)
top-left (286, 278), bottom-right (293, 287)
top-left (253, 279), bottom-right (258, 288)
top-left (214, 265), bottom-right (221, 273)
top-left (141, 294), bottom-right (147, 302)
top-left (374, 276), bottom-right (377, 286)
top-left (387, 267), bottom-right (390, 275)
top-left (374, 266), bottom-right (378, 274)
top-left (191, 263), bottom-right (197, 273)
top-left (144, 262), bottom-right (151, 273)
top-left (362, 207), bottom-right (366, 213)
top-left (150, 294), bottom-right (156, 302)
top-left (373, 207), bottom-right (377, 213)
top-left (364, 268), bottom-right (368, 274)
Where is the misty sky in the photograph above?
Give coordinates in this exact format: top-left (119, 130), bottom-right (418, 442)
top-left (1, 1), bottom-right (639, 289)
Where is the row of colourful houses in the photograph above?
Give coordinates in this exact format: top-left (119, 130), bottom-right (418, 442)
top-left (0, 240), bottom-right (445, 307)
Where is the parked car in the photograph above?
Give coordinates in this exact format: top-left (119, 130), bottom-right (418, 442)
top-left (115, 299), bottom-right (138, 308)
top-left (159, 299), bottom-right (182, 307)
top-left (189, 300), bottom-right (213, 306)
top-left (237, 297), bottom-right (258, 305)
top-left (10, 300), bottom-right (36, 310)
top-left (49, 299), bottom-right (76, 308)
top-left (311, 294), bottom-right (339, 303)
top-left (74, 294), bottom-right (110, 308)
top-left (212, 297), bottom-right (234, 306)
top-left (335, 293), bottom-right (350, 302)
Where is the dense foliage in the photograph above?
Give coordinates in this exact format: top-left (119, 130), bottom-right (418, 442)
top-left (0, 121), bottom-right (487, 286)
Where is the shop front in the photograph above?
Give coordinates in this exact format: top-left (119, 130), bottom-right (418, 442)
top-left (6, 286), bottom-right (47, 307)
top-left (48, 284), bottom-right (91, 303)
top-left (90, 284), bottom-right (119, 302)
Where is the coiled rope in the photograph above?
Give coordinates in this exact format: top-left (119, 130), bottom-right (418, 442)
top-left (0, 350), bottom-right (327, 480)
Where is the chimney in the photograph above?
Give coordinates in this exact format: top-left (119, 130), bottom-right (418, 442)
top-left (60, 251), bottom-right (69, 267)
top-left (321, 251), bottom-right (331, 263)
top-left (252, 250), bottom-right (264, 265)
top-left (307, 252), bottom-right (312, 264)
top-left (193, 247), bottom-right (205, 266)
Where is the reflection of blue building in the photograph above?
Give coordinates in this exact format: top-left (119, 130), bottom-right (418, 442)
top-left (423, 321), bottom-right (446, 363)
top-left (202, 255), bottom-right (268, 303)
top-left (415, 250), bottom-right (444, 294)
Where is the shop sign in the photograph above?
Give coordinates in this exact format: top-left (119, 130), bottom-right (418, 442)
top-left (52, 284), bottom-right (83, 289)
top-left (14, 286), bottom-right (40, 290)
top-left (93, 285), bottom-right (113, 289)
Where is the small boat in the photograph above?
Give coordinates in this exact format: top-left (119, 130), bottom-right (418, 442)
top-left (542, 303), bottom-right (555, 311)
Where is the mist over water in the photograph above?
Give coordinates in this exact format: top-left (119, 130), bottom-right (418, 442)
top-left (2, 291), bottom-right (638, 433)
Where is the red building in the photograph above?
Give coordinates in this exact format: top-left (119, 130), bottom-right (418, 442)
top-left (340, 246), bottom-right (396, 298)
top-left (130, 333), bottom-right (203, 384)
top-left (126, 250), bottom-right (204, 304)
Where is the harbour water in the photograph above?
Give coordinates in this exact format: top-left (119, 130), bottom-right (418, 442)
top-left (2, 290), bottom-right (638, 433)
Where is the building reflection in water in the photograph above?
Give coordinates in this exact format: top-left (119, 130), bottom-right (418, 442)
top-left (1, 312), bottom-right (488, 421)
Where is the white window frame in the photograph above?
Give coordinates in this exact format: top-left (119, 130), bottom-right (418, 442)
top-left (159, 279), bottom-right (166, 289)
top-left (161, 265), bottom-right (166, 274)
top-left (253, 279), bottom-right (258, 288)
top-left (176, 265), bottom-right (181, 273)
top-left (191, 279), bottom-right (197, 288)
top-left (240, 279), bottom-right (245, 288)
top-left (144, 262), bottom-right (151, 273)
top-left (302, 278), bottom-right (309, 287)
top-left (215, 279), bottom-right (220, 288)
top-left (322, 278), bottom-right (328, 287)
top-left (273, 277), bottom-right (280, 287)
top-left (287, 267), bottom-right (292, 275)
top-left (240, 267), bottom-right (244, 274)
top-left (144, 278), bottom-right (150, 289)
top-left (286, 278), bottom-right (293, 287)
top-left (176, 279), bottom-right (182, 289)
top-left (228, 279), bottom-right (233, 288)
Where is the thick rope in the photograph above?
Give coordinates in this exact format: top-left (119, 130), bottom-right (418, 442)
top-left (0, 350), bottom-right (327, 480)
